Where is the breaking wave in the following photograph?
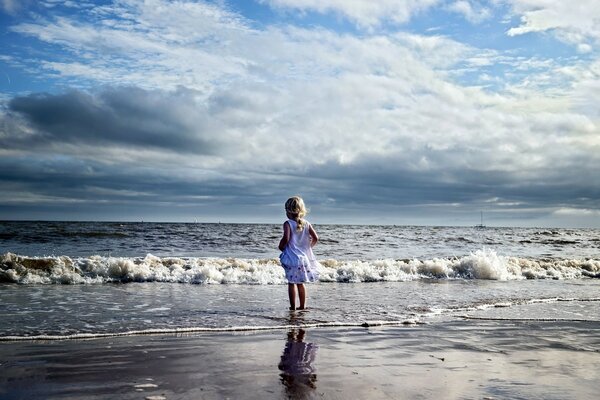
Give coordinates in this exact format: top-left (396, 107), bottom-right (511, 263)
top-left (1, 250), bottom-right (599, 284)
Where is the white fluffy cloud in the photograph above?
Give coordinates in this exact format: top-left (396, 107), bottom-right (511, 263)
top-left (507, 0), bottom-right (600, 49)
top-left (6, 1), bottom-right (598, 174)
top-left (11, 1), bottom-right (252, 92)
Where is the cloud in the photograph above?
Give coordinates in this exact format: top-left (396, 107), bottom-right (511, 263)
top-left (553, 207), bottom-right (600, 217)
top-left (507, 0), bottom-right (600, 49)
top-left (260, 0), bottom-right (440, 28)
top-left (2, 0), bottom-right (600, 224)
top-left (1, 0), bottom-right (25, 15)
top-left (9, 1), bottom-right (253, 91)
top-left (3, 68), bottom-right (599, 220)
top-left (446, 1), bottom-right (492, 23)
top-left (5, 87), bottom-right (224, 154)
top-left (577, 43), bottom-right (593, 54)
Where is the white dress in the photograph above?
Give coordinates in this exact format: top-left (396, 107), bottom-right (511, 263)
top-left (279, 219), bottom-right (320, 284)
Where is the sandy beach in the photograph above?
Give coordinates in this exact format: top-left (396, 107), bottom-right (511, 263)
top-left (2, 317), bottom-right (599, 400)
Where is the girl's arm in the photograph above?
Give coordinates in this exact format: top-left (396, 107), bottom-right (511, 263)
top-left (308, 224), bottom-right (319, 247)
top-left (278, 221), bottom-right (291, 251)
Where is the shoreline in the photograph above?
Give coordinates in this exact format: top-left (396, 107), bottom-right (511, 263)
top-left (2, 318), bottom-right (599, 399)
top-left (0, 319), bottom-right (423, 342)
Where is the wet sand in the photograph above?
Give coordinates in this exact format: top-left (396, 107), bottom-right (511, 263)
top-left (1, 318), bottom-right (599, 399)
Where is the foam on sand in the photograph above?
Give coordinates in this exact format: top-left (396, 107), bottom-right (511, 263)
top-left (0, 319), bottom-right (422, 341)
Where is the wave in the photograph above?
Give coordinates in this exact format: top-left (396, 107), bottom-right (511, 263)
top-left (1, 250), bottom-right (599, 284)
top-left (2, 297), bottom-right (598, 341)
top-left (0, 319), bottom-right (422, 341)
top-left (0, 231), bottom-right (130, 240)
top-left (460, 316), bottom-right (600, 322)
top-left (431, 297), bottom-right (600, 316)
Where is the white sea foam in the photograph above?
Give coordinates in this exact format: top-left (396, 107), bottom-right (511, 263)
top-left (426, 297), bottom-right (600, 317)
top-left (1, 250), bottom-right (599, 284)
top-left (0, 319), bottom-right (421, 341)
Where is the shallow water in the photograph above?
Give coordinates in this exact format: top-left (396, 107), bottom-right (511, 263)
top-left (1, 280), bottom-right (598, 339)
top-left (1, 222), bottom-right (599, 340)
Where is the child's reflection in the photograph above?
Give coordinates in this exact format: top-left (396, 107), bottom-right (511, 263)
top-left (278, 328), bottom-right (318, 398)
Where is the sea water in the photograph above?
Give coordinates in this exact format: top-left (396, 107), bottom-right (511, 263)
top-left (1, 222), bottom-right (599, 340)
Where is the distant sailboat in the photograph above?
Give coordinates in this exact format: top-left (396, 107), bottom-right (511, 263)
top-left (475, 211), bottom-right (485, 228)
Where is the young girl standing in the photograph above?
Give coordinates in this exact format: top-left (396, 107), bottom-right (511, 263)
top-left (278, 196), bottom-right (320, 310)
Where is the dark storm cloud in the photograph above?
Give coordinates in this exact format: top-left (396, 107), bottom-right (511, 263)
top-left (0, 156), bottom-right (234, 202)
top-left (299, 155), bottom-right (600, 212)
top-left (1, 145), bottom-right (599, 224)
top-left (0, 153), bottom-right (261, 222)
top-left (6, 87), bottom-right (221, 154)
top-left (1, 86), bottom-right (599, 225)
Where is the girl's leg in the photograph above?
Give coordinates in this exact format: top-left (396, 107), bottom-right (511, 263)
top-left (288, 283), bottom-right (297, 310)
top-left (297, 284), bottom-right (306, 309)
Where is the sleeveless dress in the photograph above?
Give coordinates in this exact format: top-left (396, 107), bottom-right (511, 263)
top-left (279, 219), bottom-right (320, 284)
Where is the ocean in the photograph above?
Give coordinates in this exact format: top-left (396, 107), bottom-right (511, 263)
top-left (2, 221), bottom-right (600, 399)
top-left (1, 221), bottom-right (599, 339)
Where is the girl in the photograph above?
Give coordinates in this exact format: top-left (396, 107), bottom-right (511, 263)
top-left (278, 196), bottom-right (320, 310)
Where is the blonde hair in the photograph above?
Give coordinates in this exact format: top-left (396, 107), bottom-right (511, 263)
top-left (285, 196), bottom-right (308, 231)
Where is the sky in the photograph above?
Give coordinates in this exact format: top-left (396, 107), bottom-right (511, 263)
top-left (0, 0), bottom-right (599, 227)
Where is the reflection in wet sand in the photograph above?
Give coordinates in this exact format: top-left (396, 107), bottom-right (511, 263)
top-left (278, 328), bottom-right (318, 399)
